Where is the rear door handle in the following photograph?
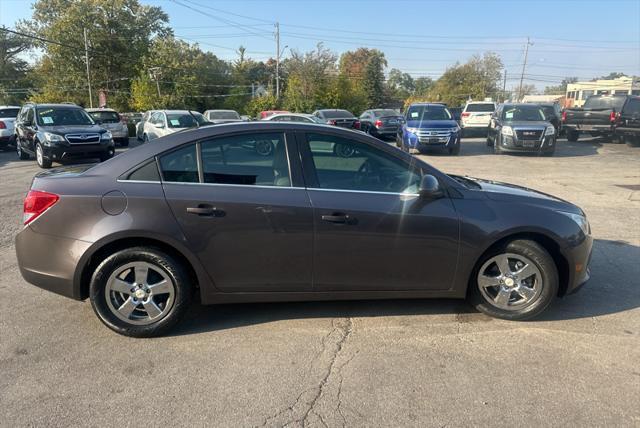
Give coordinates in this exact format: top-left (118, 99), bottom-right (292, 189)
top-left (186, 205), bottom-right (225, 217)
top-left (321, 213), bottom-right (356, 225)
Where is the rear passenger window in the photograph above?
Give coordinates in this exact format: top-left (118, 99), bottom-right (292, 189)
top-left (159, 144), bottom-right (199, 183)
top-left (127, 160), bottom-right (160, 181)
top-left (200, 133), bottom-right (290, 187)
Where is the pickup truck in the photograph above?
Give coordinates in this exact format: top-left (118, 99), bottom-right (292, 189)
top-left (562, 94), bottom-right (630, 142)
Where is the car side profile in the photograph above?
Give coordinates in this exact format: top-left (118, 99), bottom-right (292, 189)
top-left (358, 109), bottom-right (404, 140)
top-left (141, 110), bottom-right (199, 142)
top-left (16, 122), bottom-right (592, 337)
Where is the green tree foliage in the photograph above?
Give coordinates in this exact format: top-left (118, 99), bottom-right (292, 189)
top-left (362, 51), bottom-right (386, 108)
top-left (386, 68), bottom-right (415, 100)
top-left (0, 29), bottom-right (33, 104)
top-left (282, 44), bottom-right (337, 112)
top-left (21, 0), bottom-right (170, 109)
top-left (339, 48), bottom-right (387, 108)
top-left (245, 94), bottom-right (278, 118)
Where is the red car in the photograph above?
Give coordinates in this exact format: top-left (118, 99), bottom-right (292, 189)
top-left (259, 110), bottom-right (289, 119)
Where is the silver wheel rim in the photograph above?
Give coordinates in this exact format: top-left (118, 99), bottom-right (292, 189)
top-left (16, 144), bottom-right (21, 157)
top-left (255, 140), bottom-right (273, 156)
top-left (105, 261), bottom-right (175, 326)
top-left (477, 253), bottom-right (543, 311)
top-left (36, 145), bottom-right (43, 165)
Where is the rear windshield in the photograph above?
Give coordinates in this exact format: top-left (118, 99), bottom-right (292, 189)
top-left (372, 109), bottom-right (399, 117)
top-left (501, 105), bottom-right (545, 121)
top-left (166, 113), bottom-right (198, 129)
top-left (321, 110), bottom-right (355, 119)
top-left (540, 106), bottom-right (558, 118)
top-left (36, 108), bottom-right (94, 126)
top-left (190, 112), bottom-right (208, 126)
top-left (406, 105), bottom-right (452, 121)
top-left (583, 96), bottom-right (627, 110)
top-left (0, 108), bottom-right (20, 118)
top-left (88, 111), bottom-right (120, 123)
top-left (465, 103), bottom-right (495, 112)
top-left (209, 111), bottom-right (240, 120)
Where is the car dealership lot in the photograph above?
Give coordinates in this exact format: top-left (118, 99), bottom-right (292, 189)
top-left (1, 137), bottom-right (639, 426)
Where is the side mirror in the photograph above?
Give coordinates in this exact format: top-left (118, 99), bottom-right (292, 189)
top-left (419, 174), bottom-right (444, 199)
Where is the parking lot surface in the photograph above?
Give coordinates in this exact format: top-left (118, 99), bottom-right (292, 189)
top-left (1, 137), bottom-right (639, 426)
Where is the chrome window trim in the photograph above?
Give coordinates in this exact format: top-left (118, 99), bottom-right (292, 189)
top-left (307, 187), bottom-right (419, 197)
top-left (159, 181), bottom-right (306, 190)
top-left (116, 179), bottom-right (162, 184)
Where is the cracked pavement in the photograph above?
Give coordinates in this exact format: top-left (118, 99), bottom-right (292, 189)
top-left (1, 137), bottom-right (639, 426)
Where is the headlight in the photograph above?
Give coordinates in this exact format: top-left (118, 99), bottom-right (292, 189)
top-left (501, 126), bottom-right (513, 136)
top-left (101, 131), bottom-right (112, 141)
top-left (450, 125), bottom-right (460, 133)
top-left (544, 125), bottom-right (555, 136)
top-left (558, 211), bottom-right (590, 235)
top-left (43, 132), bottom-right (64, 143)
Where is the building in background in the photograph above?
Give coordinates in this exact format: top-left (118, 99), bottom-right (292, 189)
top-left (565, 76), bottom-right (640, 108)
top-left (521, 94), bottom-right (565, 105)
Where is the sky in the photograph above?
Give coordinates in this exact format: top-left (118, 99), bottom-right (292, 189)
top-left (1, 0), bottom-right (639, 90)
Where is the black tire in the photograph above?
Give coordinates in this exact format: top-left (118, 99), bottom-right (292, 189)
top-left (90, 247), bottom-right (193, 337)
top-left (542, 148), bottom-right (555, 157)
top-left (100, 147), bottom-right (115, 162)
top-left (35, 142), bottom-right (52, 168)
top-left (119, 138), bottom-right (129, 147)
top-left (448, 144), bottom-right (460, 155)
top-left (468, 239), bottom-right (558, 320)
top-left (16, 141), bottom-right (29, 160)
top-left (624, 135), bottom-right (640, 147)
top-left (566, 130), bottom-right (579, 142)
top-left (493, 137), bottom-right (502, 154)
top-left (143, 133), bottom-right (149, 143)
top-left (486, 136), bottom-right (493, 147)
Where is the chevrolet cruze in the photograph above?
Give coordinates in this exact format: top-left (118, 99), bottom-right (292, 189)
top-left (15, 122), bottom-right (592, 337)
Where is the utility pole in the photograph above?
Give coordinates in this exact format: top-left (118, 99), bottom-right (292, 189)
top-left (502, 70), bottom-right (507, 102)
top-left (517, 37), bottom-right (533, 102)
top-left (149, 67), bottom-right (161, 98)
top-left (83, 28), bottom-right (93, 108)
top-left (275, 22), bottom-right (280, 99)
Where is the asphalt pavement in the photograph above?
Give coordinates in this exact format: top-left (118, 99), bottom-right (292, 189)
top-left (0, 137), bottom-right (639, 427)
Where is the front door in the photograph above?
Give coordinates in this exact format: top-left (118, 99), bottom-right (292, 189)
top-left (160, 131), bottom-right (313, 293)
top-left (298, 131), bottom-right (460, 292)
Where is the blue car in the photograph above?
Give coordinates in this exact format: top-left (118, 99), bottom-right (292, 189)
top-left (398, 103), bottom-right (461, 155)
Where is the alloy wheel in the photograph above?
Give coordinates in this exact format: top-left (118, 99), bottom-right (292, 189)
top-left (105, 261), bottom-right (176, 325)
top-left (477, 253), bottom-right (543, 310)
top-left (36, 145), bottom-right (43, 166)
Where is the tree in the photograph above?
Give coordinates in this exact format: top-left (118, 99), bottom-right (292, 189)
top-left (414, 77), bottom-right (433, 96)
top-left (0, 29), bottom-right (33, 104)
top-left (21, 0), bottom-right (171, 109)
top-left (282, 44), bottom-right (337, 112)
top-left (362, 51), bottom-right (386, 108)
top-left (594, 72), bottom-right (627, 81)
top-left (544, 77), bottom-right (577, 95)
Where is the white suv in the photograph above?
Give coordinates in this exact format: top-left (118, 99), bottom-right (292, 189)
top-left (461, 102), bottom-right (496, 135)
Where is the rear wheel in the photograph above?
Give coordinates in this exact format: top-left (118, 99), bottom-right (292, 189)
top-left (469, 239), bottom-right (558, 320)
top-left (16, 141), bottom-right (29, 160)
top-left (35, 143), bottom-right (52, 168)
top-left (90, 247), bottom-right (193, 337)
top-left (566, 130), bottom-right (579, 142)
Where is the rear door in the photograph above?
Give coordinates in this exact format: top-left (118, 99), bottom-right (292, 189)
top-left (298, 131), bottom-right (460, 292)
top-left (160, 131), bottom-right (313, 293)
top-left (620, 98), bottom-right (640, 134)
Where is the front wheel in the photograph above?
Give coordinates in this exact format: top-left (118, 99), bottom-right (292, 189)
top-left (35, 143), bottom-right (52, 168)
top-left (100, 147), bottom-right (115, 162)
top-left (90, 247), bottom-right (193, 337)
top-left (448, 144), bottom-right (460, 155)
top-left (469, 239), bottom-right (558, 320)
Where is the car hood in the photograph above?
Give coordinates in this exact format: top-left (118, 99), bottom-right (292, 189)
top-left (504, 121), bottom-right (549, 128)
top-left (405, 120), bottom-right (457, 129)
top-left (39, 125), bottom-right (106, 134)
top-left (457, 176), bottom-right (583, 214)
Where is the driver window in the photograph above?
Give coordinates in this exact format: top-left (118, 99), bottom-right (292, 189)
top-left (305, 133), bottom-right (421, 194)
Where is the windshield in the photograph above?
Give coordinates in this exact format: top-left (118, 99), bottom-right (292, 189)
top-left (190, 112), bottom-right (208, 126)
top-left (540, 106), bottom-right (557, 118)
top-left (88, 111), bottom-right (120, 123)
top-left (209, 111), bottom-right (240, 120)
top-left (36, 107), bottom-right (94, 126)
top-left (167, 113), bottom-right (198, 129)
top-left (322, 110), bottom-right (355, 119)
top-left (583, 96), bottom-right (627, 110)
top-left (502, 106), bottom-right (546, 121)
top-left (0, 108), bottom-right (20, 118)
top-left (465, 103), bottom-right (495, 112)
top-left (406, 105), bottom-right (452, 121)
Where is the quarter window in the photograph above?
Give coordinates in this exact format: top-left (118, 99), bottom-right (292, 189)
top-left (200, 133), bottom-right (290, 187)
top-left (305, 133), bottom-right (421, 194)
top-left (159, 144), bottom-right (199, 183)
top-left (126, 160), bottom-right (160, 181)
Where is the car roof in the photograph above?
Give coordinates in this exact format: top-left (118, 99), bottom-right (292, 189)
top-left (86, 108), bottom-right (117, 112)
top-left (158, 110), bottom-right (191, 114)
top-left (30, 103), bottom-right (84, 109)
top-left (466, 101), bottom-right (496, 104)
top-left (204, 109), bottom-right (238, 113)
top-left (407, 103), bottom-right (447, 107)
top-left (0, 105), bottom-right (21, 109)
top-left (266, 113), bottom-right (313, 118)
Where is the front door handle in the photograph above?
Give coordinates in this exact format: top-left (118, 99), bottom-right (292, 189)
top-left (186, 205), bottom-right (225, 217)
top-left (321, 213), bottom-right (356, 225)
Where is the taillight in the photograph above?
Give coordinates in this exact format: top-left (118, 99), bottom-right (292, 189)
top-left (327, 119), bottom-right (337, 125)
top-left (353, 120), bottom-right (361, 129)
top-left (0, 121), bottom-right (6, 129)
top-left (461, 112), bottom-right (470, 118)
top-left (23, 190), bottom-right (59, 225)
top-left (561, 111), bottom-right (567, 123)
top-left (374, 119), bottom-right (383, 128)
top-left (609, 111), bottom-right (616, 123)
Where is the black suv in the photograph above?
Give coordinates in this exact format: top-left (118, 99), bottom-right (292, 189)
top-left (15, 103), bottom-right (115, 168)
top-left (614, 95), bottom-right (640, 147)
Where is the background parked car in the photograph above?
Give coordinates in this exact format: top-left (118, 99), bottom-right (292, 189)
top-left (258, 110), bottom-right (289, 119)
top-left (136, 110), bottom-right (156, 141)
top-left (0, 105), bottom-right (20, 149)
top-left (399, 103), bottom-right (461, 155)
top-left (461, 101), bottom-right (496, 136)
top-left (448, 107), bottom-right (462, 123)
top-left (358, 109), bottom-right (404, 140)
top-left (14, 102), bottom-right (114, 168)
top-left (189, 111), bottom-right (212, 126)
top-left (614, 95), bottom-right (640, 147)
top-left (86, 108), bottom-right (129, 146)
top-left (141, 110), bottom-right (199, 142)
top-left (312, 109), bottom-right (359, 128)
top-left (203, 109), bottom-right (242, 124)
top-left (563, 94), bottom-right (630, 142)
top-left (487, 104), bottom-right (556, 156)
top-left (537, 103), bottom-right (562, 137)
top-left (261, 113), bottom-right (323, 123)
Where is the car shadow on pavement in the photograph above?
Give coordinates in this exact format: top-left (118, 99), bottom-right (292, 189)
top-left (170, 238), bottom-right (640, 336)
